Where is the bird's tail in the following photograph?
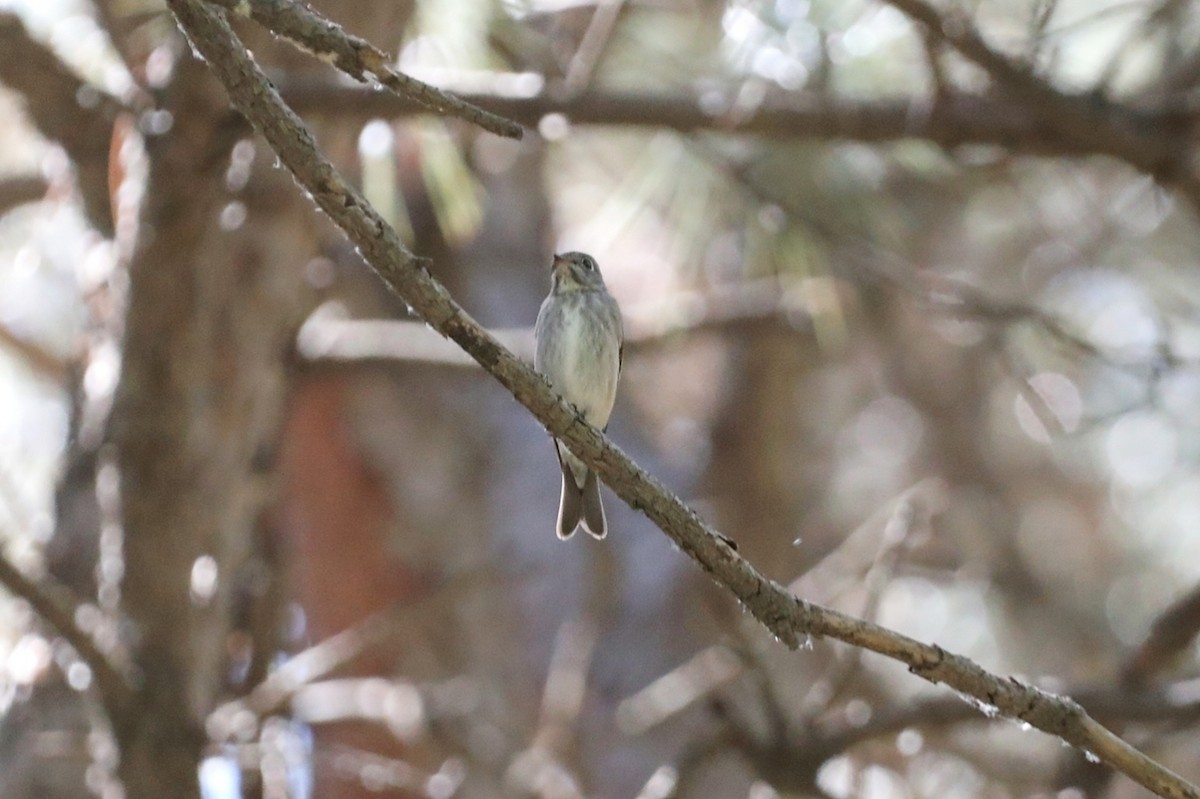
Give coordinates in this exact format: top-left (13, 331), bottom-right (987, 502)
top-left (579, 470), bottom-right (607, 539)
top-left (556, 473), bottom-right (583, 540)
top-left (554, 442), bottom-right (607, 540)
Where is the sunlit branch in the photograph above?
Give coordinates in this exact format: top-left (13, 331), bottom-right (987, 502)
top-left (200, 0), bottom-right (522, 139)
top-left (165, 3), bottom-right (1200, 797)
top-left (297, 281), bottom-right (814, 368)
top-left (562, 0), bottom-right (629, 95)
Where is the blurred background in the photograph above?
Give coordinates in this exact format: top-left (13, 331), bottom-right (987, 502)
top-left (1, 0), bottom-right (1200, 797)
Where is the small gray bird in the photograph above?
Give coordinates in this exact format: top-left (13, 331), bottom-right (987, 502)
top-left (534, 252), bottom-right (623, 539)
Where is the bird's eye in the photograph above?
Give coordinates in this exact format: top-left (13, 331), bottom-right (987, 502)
top-left (582, 258), bottom-right (594, 270)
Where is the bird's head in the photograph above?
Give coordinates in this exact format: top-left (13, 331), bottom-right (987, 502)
top-left (551, 252), bottom-right (606, 292)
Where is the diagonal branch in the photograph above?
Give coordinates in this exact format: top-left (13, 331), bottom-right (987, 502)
top-left (202, 0), bottom-right (522, 139)
top-left (164, 3), bottom-right (1200, 797)
top-left (0, 549), bottom-right (132, 715)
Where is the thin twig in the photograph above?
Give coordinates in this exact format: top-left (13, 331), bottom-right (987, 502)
top-left (163, 5), bottom-right (1200, 797)
top-left (202, 0), bottom-right (522, 139)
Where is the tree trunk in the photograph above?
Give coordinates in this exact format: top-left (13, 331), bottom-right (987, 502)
top-left (110, 47), bottom-right (314, 797)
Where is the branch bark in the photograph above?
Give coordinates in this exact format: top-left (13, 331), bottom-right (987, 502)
top-left (164, 2), bottom-right (1200, 797)
top-left (108, 14), bottom-right (317, 795)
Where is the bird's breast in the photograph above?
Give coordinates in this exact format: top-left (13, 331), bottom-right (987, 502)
top-left (535, 295), bottom-right (621, 427)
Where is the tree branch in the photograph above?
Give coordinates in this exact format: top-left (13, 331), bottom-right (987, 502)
top-left (297, 281), bottom-right (812, 368)
top-left (0, 550), bottom-right (131, 714)
top-left (201, 0), bottom-right (522, 139)
top-left (0, 173), bottom-right (48, 216)
top-left (278, 75), bottom-right (1183, 155)
top-left (880, 0), bottom-right (1200, 214)
top-left (164, 3), bottom-right (1200, 797)
top-left (0, 13), bottom-right (122, 236)
top-left (815, 684), bottom-right (1200, 759)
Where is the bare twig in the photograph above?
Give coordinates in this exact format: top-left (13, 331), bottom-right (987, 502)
top-left (0, 550), bottom-right (131, 713)
top-left (163, 4), bottom-right (1200, 796)
top-left (201, 0), bottom-right (522, 139)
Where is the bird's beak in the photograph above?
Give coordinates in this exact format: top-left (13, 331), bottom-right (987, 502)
top-left (552, 254), bottom-right (568, 274)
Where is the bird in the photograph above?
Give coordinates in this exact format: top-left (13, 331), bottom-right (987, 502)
top-left (534, 252), bottom-right (623, 539)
